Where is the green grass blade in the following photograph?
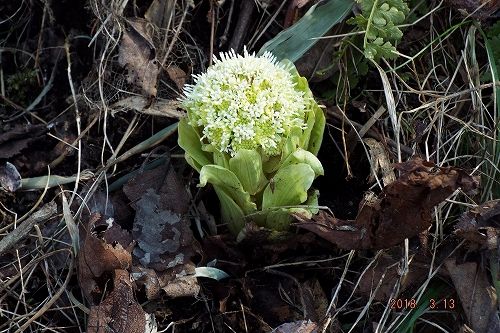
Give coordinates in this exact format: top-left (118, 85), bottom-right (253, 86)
top-left (479, 27), bottom-right (500, 200)
top-left (257, 0), bottom-right (353, 62)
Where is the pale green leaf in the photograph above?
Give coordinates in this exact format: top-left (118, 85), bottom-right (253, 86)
top-left (262, 163), bottom-right (315, 209)
top-left (199, 165), bottom-right (256, 214)
top-left (195, 267), bottom-right (230, 280)
top-left (281, 149), bottom-right (324, 178)
top-left (213, 186), bottom-right (246, 235)
top-left (178, 118), bottom-right (212, 168)
top-left (307, 104), bottom-right (325, 155)
top-left (228, 149), bottom-right (267, 195)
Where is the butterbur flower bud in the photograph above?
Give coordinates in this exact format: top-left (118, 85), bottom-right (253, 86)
top-left (181, 49), bottom-right (308, 156)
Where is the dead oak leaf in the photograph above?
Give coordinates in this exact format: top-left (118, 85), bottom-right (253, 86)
top-left (118, 18), bottom-right (160, 97)
top-left (295, 158), bottom-right (478, 249)
top-left (87, 269), bottom-right (157, 333)
top-left (78, 213), bottom-right (135, 304)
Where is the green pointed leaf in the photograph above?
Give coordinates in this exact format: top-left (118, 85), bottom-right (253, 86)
top-left (258, 0), bottom-right (353, 62)
top-left (262, 163), bottom-right (315, 209)
top-left (307, 104), bottom-right (325, 155)
top-left (199, 165), bottom-right (256, 214)
top-left (213, 150), bottom-right (230, 169)
top-left (185, 153), bottom-right (203, 172)
top-left (281, 149), bottom-right (324, 178)
top-left (229, 149), bottom-right (267, 195)
top-left (178, 118), bottom-right (212, 168)
top-left (213, 186), bottom-right (246, 235)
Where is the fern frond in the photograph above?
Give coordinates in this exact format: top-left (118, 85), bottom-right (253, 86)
top-left (348, 0), bottom-right (409, 61)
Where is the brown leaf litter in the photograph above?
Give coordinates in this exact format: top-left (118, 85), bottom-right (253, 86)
top-left (87, 269), bottom-right (157, 333)
top-left (118, 18), bottom-right (160, 97)
top-left (455, 199), bottom-right (500, 250)
top-left (295, 157), bottom-right (478, 249)
top-left (78, 213), bottom-right (135, 304)
top-left (450, 199), bottom-right (500, 333)
top-left (123, 161), bottom-right (200, 299)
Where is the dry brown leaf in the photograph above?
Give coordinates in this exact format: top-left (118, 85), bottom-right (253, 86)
top-left (166, 65), bottom-right (187, 91)
top-left (357, 254), bottom-right (428, 302)
top-left (444, 259), bottom-right (500, 333)
top-left (145, 0), bottom-right (175, 28)
top-left (455, 199), bottom-right (500, 250)
top-left (118, 19), bottom-right (160, 97)
top-left (78, 213), bottom-right (135, 304)
top-left (87, 269), bottom-right (157, 333)
top-left (295, 157), bottom-right (478, 249)
top-left (364, 138), bottom-right (396, 186)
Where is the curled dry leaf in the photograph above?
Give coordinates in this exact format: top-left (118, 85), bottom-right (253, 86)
top-left (455, 199), bottom-right (500, 250)
top-left (295, 158), bottom-right (478, 249)
top-left (118, 19), bottom-right (160, 97)
top-left (78, 213), bottom-right (135, 304)
top-left (166, 65), bottom-right (187, 91)
top-left (87, 269), bottom-right (157, 333)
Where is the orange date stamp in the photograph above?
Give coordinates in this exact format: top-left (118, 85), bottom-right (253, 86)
top-left (389, 298), bottom-right (457, 310)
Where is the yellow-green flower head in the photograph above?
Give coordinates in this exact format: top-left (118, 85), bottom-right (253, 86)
top-left (182, 49), bottom-right (307, 156)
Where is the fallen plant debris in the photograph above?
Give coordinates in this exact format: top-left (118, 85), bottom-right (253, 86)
top-left (295, 158), bottom-right (479, 249)
top-left (455, 199), bottom-right (500, 250)
top-left (78, 213), bottom-right (134, 304)
top-left (0, 201), bottom-right (57, 255)
top-left (118, 18), bottom-right (160, 97)
top-left (0, 162), bottom-right (21, 192)
top-left (87, 269), bottom-right (157, 333)
top-left (123, 162), bottom-right (200, 299)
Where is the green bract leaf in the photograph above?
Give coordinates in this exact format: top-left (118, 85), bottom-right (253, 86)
top-left (213, 186), bottom-right (246, 235)
top-left (307, 104), bottom-right (325, 155)
top-left (229, 149), bottom-right (267, 195)
top-left (213, 150), bottom-right (230, 169)
top-left (199, 165), bottom-right (256, 214)
top-left (178, 118), bottom-right (212, 169)
top-left (281, 149), bottom-right (324, 178)
top-left (262, 163), bottom-right (315, 209)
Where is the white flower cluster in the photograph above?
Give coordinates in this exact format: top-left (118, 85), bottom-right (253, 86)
top-left (182, 49), bottom-right (307, 156)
